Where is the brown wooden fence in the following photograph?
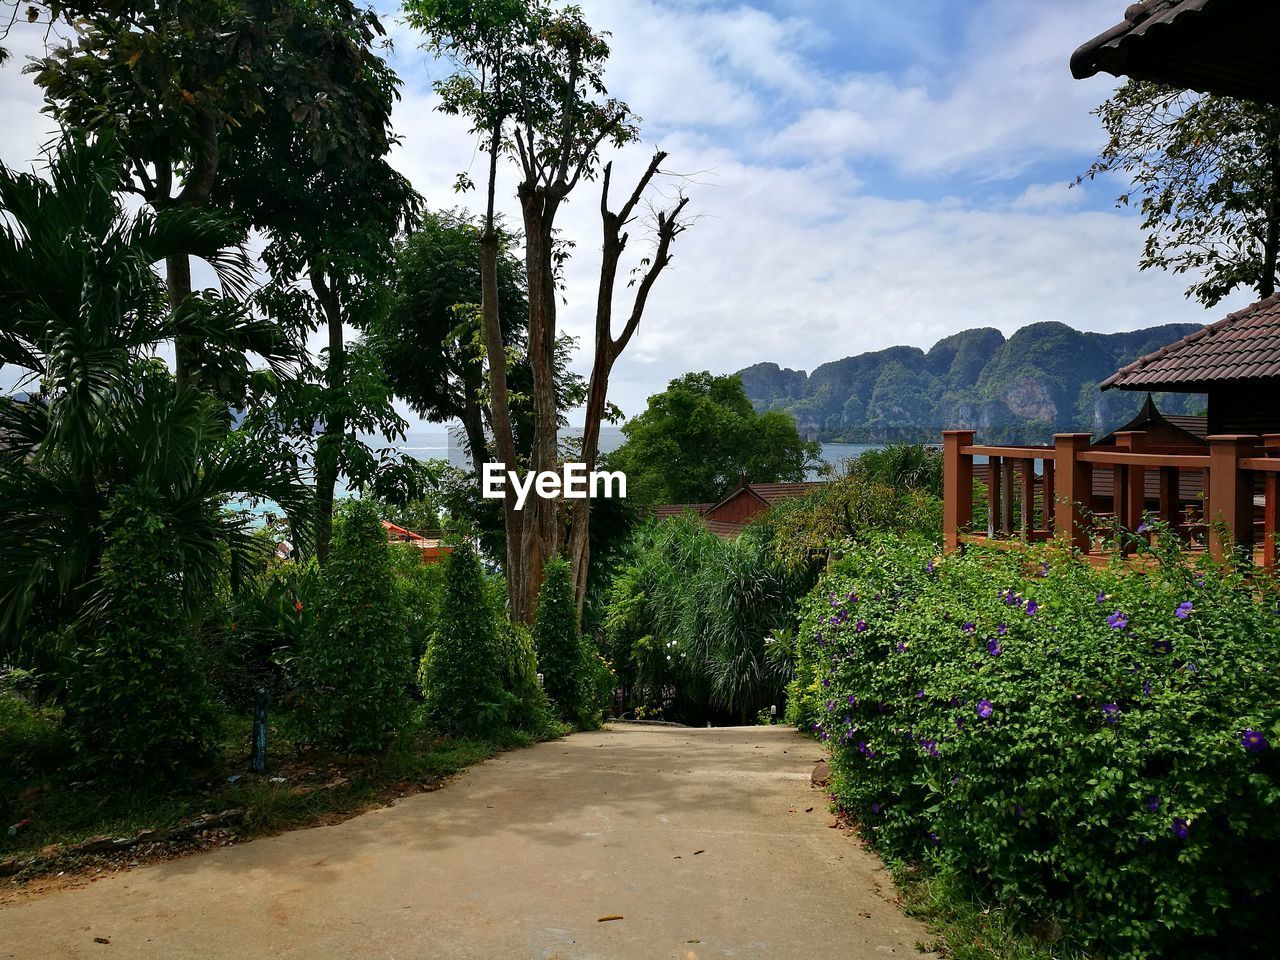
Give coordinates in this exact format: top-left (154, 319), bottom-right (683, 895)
top-left (942, 430), bottom-right (1280, 569)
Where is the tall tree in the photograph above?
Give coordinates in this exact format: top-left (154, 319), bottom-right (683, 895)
top-left (409, 0), bottom-right (689, 622)
top-left (366, 209), bottom-right (529, 476)
top-left (567, 152), bottom-right (689, 615)
top-left (1086, 81), bottom-right (1280, 306)
top-left (609, 372), bottom-right (820, 508)
top-left (214, 0), bottom-right (424, 562)
top-left (0, 137), bottom-right (310, 658)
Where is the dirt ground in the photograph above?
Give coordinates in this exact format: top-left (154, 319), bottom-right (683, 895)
top-left (0, 724), bottom-right (937, 960)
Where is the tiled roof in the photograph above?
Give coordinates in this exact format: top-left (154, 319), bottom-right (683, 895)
top-left (1071, 0), bottom-right (1280, 106)
top-left (1101, 294), bottom-right (1280, 391)
top-left (740, 482), bottom-right (826, 504)
top-left (653, 503), bottom-right (712, 519)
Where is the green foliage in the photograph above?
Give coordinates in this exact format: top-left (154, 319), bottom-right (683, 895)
top-left (387, 543), bottom-right (446, 664)
top-left (63, 487), bottom-right (217, 779)
top-left (790, 535), bottom-right (1280, 957)
top-left (419, 542), bottom-right (507, 736)
top-left (760, 445), bottom-right (944, 568)
top-left (1087, 81), bottom-right (1280, 306)
top-left (533, 557), bottom-right (611, 729)
top-left (610, 372), bottom-right (820, 506)
top-left (605, 518), bottom-right (812, 724)
top-left (496, 619), bottom-right (554, 734)
top-left (296, 500), bottom-right (412, 752)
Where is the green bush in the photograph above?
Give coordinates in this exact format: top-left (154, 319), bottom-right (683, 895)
top-left (388, 542), bottom-right (445, 663)
top-left (534, 556), bottom-right (612, 728)
top-left (496, 619), bottom-right (554, 733)
top-left (296, 499), bottom-right (412, 752)
top-left (63, 487), bottom-right (217, 779)
top-left (419, 542), bottom-right (506, 735)
top-left (790, 534), bottom-right (1280, 958)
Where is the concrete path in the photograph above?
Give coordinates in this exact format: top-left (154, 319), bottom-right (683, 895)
top-left (0, 725), bottom-right (935, 960)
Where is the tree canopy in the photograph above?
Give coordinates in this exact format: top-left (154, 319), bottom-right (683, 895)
top-left (609, 372), bottom-right (820, 507)
top-left (1087, 81), bottom-right (1280, 306)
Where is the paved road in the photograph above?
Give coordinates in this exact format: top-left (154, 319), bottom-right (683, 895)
top-left (0, 725), bottom-right (935, 960)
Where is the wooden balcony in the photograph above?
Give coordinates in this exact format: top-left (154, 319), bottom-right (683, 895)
top-left (942, 430), bottom-right (1280, 570)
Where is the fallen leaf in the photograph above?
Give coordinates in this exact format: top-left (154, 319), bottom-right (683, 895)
top-left (597, 915), bottom-right (624, 923)
top-left (828, 820), bottom-right (840, 828)
top-left (693, 849), bottom-right (705, 855)
top-left (804, 807), bottom-right (814, 813)
top-left (93, 937), bottom-right (110, 945)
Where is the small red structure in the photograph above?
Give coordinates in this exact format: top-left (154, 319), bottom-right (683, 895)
top-left (655, 480), bottom-right (825, 538)
top-left (381, 520), bottom-right (454, 564)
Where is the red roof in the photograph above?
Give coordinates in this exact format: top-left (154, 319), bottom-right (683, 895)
top-left (1102, 294), bottom-right (1280, 392)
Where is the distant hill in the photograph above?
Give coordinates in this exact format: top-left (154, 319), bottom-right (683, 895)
top-left (737, 321), bottom-right (1206, 444)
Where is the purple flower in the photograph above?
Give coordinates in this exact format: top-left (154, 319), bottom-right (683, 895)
top-left (1025, 599), bottom-right (1039, 616)
top-left (1242, 728), bottom-right (1271, 752)
top-left (926, 560), bottom-right (935, 574)
top-left (1037, 561), bottom-right (1050, 578)
top-left (927, 831), bottom-right (941, 846)
top-left (1143, 679), bottom-right (1152, 698)
top-left (916, 689), bottom-right (925, 699)
top-left (896, 642), bottom-right (907, 653)
top-left (987, 638), bottom-right (1002, 657)
top-left (829, 592), bottom-right (839, 608)
top-left (1137, 521), bottom-right (1150, 534)
top-left (1171, 817), bottom-right (1190, 840)
top-left (920, 739), bottom-right (939, 756)
top-left (870, 803), bottom-right (881, 814)
top-left (855, 620), bottom-right (868, 633)
top-left (847, 693), bottom-right (856, 705)
top-left (976, 699), bottom-right (994, 719)
top-left (1102, 703), bottom-right (1120, 723)
top-left (1096, 591), bottom-right (1108, 606)
top-left (961, 621), bottom-right (976, 634)
top-left (1107, 610), bottom-right (1129, 630)
top-left (826, 700), bottom-right (835, 712)
top-left (1152, 638), bottom-right (1173, 655)
top-left (997, 623), bottom-right (1008, 636)
top-left (848, 591), bottom-right (859, 603)
top-left (1176, 601), bottom-right (1194, 620)
top-left (822, 677), bottom-right (831, 688)
top-left (1147, 796), bottom-right (1161, 813)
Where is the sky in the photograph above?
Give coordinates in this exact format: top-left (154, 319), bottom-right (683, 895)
top-left (0, 0), bottom-right (1255, 426)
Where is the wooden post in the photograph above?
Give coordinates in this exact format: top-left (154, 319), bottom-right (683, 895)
top-left (1207, 435), bottom-right (1257, 561)
top-left (1114, 431), bottom-right (1146, 555)
top-left (942, 430), bottom-right (975, 552)
top-left (988, 455), bottom-right (1002, 539)
top-left (1053, 434), bottom-right (1092, 554)
top-left (1158, 467), bottom-right (1178, 526)
top-left (1001, 457), bottom-right (1015, 535)
top-left (1265, 473), bottom-right (1278, 572)
top-left (1042, 459), bottom-right (1055, 534)
top-left (1019, 458), bottom-right (1035, 538)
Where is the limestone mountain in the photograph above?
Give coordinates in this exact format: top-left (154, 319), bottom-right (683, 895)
top-left (737, 321), bottom-right (1206, 443)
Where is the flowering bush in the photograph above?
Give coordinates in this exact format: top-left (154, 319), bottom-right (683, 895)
top-left (790, 535), bottom-right (1280, 958)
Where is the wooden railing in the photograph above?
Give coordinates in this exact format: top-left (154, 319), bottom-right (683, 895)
top-left (943, 430), bottom-right (1280, 570)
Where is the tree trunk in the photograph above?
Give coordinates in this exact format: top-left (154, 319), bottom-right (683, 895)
top-left (168, 253), bottom-right (196, 391)
top-left (460, 360), bottom-right (490, 478)
top-left (478, 114), bottom-right (525, 620)
top-left (312, 267), bottom-right (345, 565)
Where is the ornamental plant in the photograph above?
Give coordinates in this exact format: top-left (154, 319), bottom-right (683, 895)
top-left (296, 499), bottom-right (413, 752)
top-left (790, 533), bottom-right (1280, 958)
top-left (64, 486), bottom-right (216, 779)
top-left (534, 556), bottom-right (613, 729)
top-left (419, 541), bottom-right (506, 735)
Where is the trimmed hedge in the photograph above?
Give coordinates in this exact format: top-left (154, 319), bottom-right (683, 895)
top-left (789, 535), bottom-right (1280, 958)
top-left (419, 541), bottom-right (506, 735)
top-left (64, 487), bottom-right (216, 778)
top-left (297, 499), bottom-right (412, 752)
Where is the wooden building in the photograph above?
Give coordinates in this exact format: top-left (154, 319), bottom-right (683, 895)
top-left (655, 480), bottom-right (825, 538)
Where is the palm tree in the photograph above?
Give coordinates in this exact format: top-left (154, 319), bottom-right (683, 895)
top-left (0, 136), bottom-right (311, 660)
